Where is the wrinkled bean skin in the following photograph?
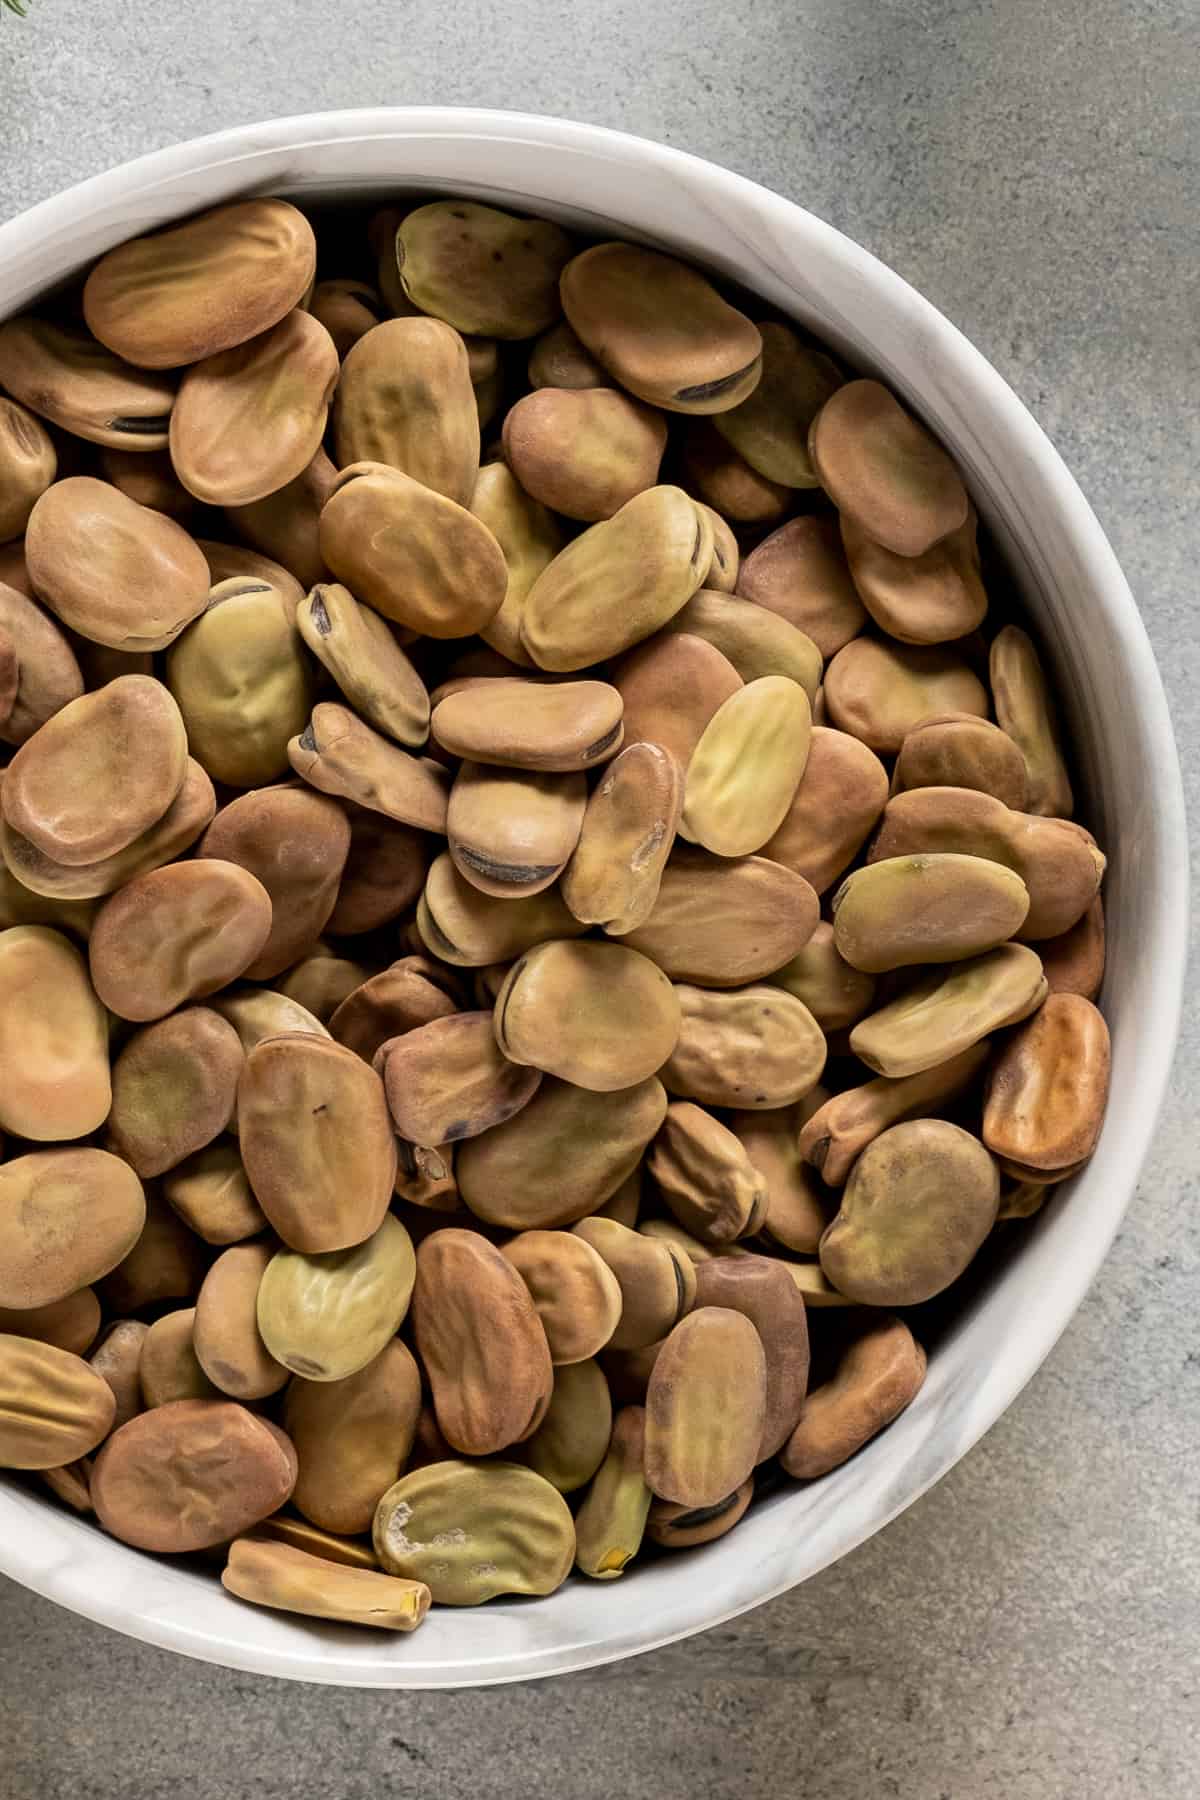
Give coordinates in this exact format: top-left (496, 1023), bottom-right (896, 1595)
top-left (0, 1334), bottom-right (116, 1469)
top-left (990, 624), bottom-right (1074, 818)
top-left (561, 741), bottom-right (680, 935)
top-left (644, 1308), bottom-right (767, 1507)
top-left (0, 926), bottom-right (111, 1141)
top-left (83, 198), bottom-right (317, 368)
top-left (334, 317), bottom-right (480, 503)
top-left (168, 578), bottom-right (314, 790)
top-left (521, 486), bottom-right (712, 672)
top-left (820, 1119), bottom-right (1000, 1305)
top-left (662, 983), bottom-right (827, 1110)
top-left (2, 674), bottom-right (188, 869)
top-left (983, 993), bottom-right (1110, 1170)
top-left (495, 939), bottom-right (680, 1092)
top-left (27, 480), bottom-right (210, 654)
top-left (374, 1459), bottom-right (576, 1604)
top-left (88, 859), bottom-right (273, 1022)
top-left (561, 243), bottom-right (762, 413)
top-left (107, 1006), bottom-right (243, 1178)
top-left (850, 943), bottom-right (1046, 1079)
top-left (781, 1315), bottom-right (926, 1479)
top-left (238, 1034), bottom-right (397, 1253)
top-left (0, 757), bottom-right (216, 903)
top-left (397, 202), bottom-right (574, 339)
top-left (797, 1044), bottom-right (992, 1185)
top-left (456, 1072), bottom-right (672, 1231)
top-left (0, 397), bottom-right (56, 543)
top-left (162, 1140), bottom-right (266, 1245)
top-left (170, 310), bottom-right (339, 507)
top-left (297, 584), bottom-right (431, 750)
top-left (0, 316), bottom-right (177, 449)
top-left (0, 1149), bottom-right (145, 1310)
top-left (412, 1230), bottom-right (553, 1456)
top-left (256, 1213), bottom-right (416, 1382)
top-left (198, 786), bottom-right (351, 980)
top-left (98, 1192), bottom-right (208, 1314)
top-left (284, 1339), bottom-right (421, 1536)
top-left (502, 1231), bottom-right (624, 1365)
top-left (0, 582), bottom-right (82, 748)
top-left (90, 1399), bottom-right (296, 1552)
top-left (648, 1102), bottom-right (769, 1245)
top-left (574, 1405), bottom-right (653, 1578)
top-left (693, 1254), bottom-right (810, 1459)
top-left (377, 1010), bottom-right (541, 1147)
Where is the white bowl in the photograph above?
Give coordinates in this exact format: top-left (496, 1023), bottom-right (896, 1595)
top-left (0, 107), bottom-right (1187, 1689)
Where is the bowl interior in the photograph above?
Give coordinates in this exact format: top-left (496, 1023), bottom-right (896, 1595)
top-left (0, 110), bottom-right (1187, 1687)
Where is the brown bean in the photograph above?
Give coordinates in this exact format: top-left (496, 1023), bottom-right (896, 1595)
top-left (0, 1334), bottom-right (116, 1469)
top-left (193, 1242), bottom-right (289, 1400)
top-left (284, 1340), bottom-right (421, 1536)
top-left (737, 514), bottom-right (866, 657)
top-left (693, 1254), bottom-right (810, 1458)
top-left (643, 1308), bottom-right (766, 1507)
top-left (107, 1007), bottom-right (243, 1177)
top-left (0, 1148), bottom-right (145, 1310)
top-left (90, 1399), bottom-right (297, 1552)
top-left (377, 1010), bottom-right (542, 1145)
top-left (198, 787), bottom-right (351, 981)
top-left (781, 1315), bottom-right (926, 1478)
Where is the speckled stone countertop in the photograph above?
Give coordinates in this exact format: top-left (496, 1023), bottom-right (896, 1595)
top-left (1, 2), bottom-right (1196, 1794)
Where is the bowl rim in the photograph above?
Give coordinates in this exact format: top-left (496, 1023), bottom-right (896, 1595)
top-left (0, 105), bottom-right (1188, 1688)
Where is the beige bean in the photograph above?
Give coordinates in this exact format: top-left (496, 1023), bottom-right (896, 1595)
top-left (662, 983), bottom-right (827, 1109)
top-left (502, 1231), bottom-right (624, 1364)
top-left (574, 1405), bottom-right (653, 1578)
top-left (712, 323), bottom-right (842, 485)
top-left (621, 848), bottom-right (819, 987)
top-left (431, 677), bottom-right (623, 772)
top-left (288, 702), bottom-right (450, 831)
top-left (525, 1357), bottom-right (614, 1493)
top-left (0, 1334), bottom-right (116, 1469)
top-left (0, 1289), bottom-right (100, 1357)
top-left (0, 396), bottom-right (56, 543)
top-left (648, 1102), bottom-right (768, 1245)
top-left (762, 725), bottom-right (889, 894)
top-left (561, 741), bottom-right (680, 934)
top-left (139, 1308), bottom-right (220, 1408)
top-left (224, 449), bottom-right (337, 590)
top-left (494, 939), bottom-right (681, 1091)
top-left (223, 1537), bottom-right (429, 1631)
top-left (333, 316), bottom-right (479, 503)
top-left (162, 1140), bottom-right (266, 1245)
top-left (503, 386), bottom-right (667, 521)
top-left (284, 1339), bottom-right (421, 1536)
top-left (612, 630), bottom-right (742, 771)
top-left (769, 921), bottom-right (877, 1030)
top-left (296, 583), bottom-right (431, 749)
top-left (83, 198), bottom-right (316, 367)
top-left (469, 460), bottom-right (564, 668)
top-left (331, 956), bottom-right (460, 1064)
top-left (841, 507), bottom-right (987, 644)
top-left (892, 712), bottom-right (1029, 810)
top-left (377, 1009), bottom-right (541, 1145)
top-left (374, 1458), bottom-right (575, 1604)
top-left (573, 1216), bottom-right (696, 1351)
top-left (257, 1213), bottom-right (416, 1381)
top-left (693, 1253), bottom-right (810, 1458)
top-left (88, 859), bottom-right (273, 1021)
top-left (87, 1320), bottom-right (147, 1431)
top-left (170, 310), bottom-right (339, 506)
top-left (0, 926), bottom-right (110, 1141)
top-left (194, 1242), bottom-right (289, 1400)
top-left (661, 589), bottom-right (822, 699)
top-left (447, 762), bottom-right (586, 898)
top-left (809, 379), bottom-right (969, 555)
top-left (238, 1033), bottom-right (396, 1253)
top-left (0, 316), bottom-right (176, 449)
top-left (820, 1119), bottom-right (1000, 1305)
top-left (989, 624), bottom-right (1074, 817)
top-left (0, 1148), bottom-right (145, 1310)
top-left (0, 581), bottom-right (82, 748)
top-left (680, 675), bottom-right (812, 856)
top-left (831, 853), bottom-right (1031, 972)
top-left (417, 851), bottom-right (587, 967)
top-left (644, 1308), bottom-right (766, 1507)
top-left (397, 202), bottom-right (573, 339)
top-left (562, 242), bottom-right (761, 413)
top-left (798, 1042), bottom-right (992, 1185)
top-left (197, 786), bottom-right (350, 981)
top-left (850, 943), bottom-right (1046, 1078)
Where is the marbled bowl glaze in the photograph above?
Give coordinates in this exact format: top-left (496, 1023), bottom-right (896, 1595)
top-left (0, 108), bottom-right (1186, 1688)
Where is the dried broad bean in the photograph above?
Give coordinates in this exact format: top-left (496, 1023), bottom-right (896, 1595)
top-left (494, 939), bottom-right (680, 1091)
top-left (649, 1102), bottom-right (768, 1245)
top-left (982, 992), bottom-right (1110, 1170)
top-left (502, 1231), bottom-right (624, 1364)
top-left (0, 1334), bottom-right (116, 1469)
top-left (644, 1308), bottom-right (766, 1507)
top-left (663, 983), bottom-right (827, 1109)
top-left (374, 1459), bottom-right (575, 1604)
top-left (574, 1405), bottom-right (653, 1578)
top-left (0, 926), bottom-right (110, 1140)
top-left (223, 1538), bottom-right (429, 1631)
top-left (256, 1213), bottom-right (416, 1381)
top-left (0, 1149), bottom-right (145, 1310)
top-left (849, 942), bottom-right (1046, 1078)
top-left (284, 1338), bottom-right (421, 1535)
top-left (781, 1315), bottom-right (926, 1478)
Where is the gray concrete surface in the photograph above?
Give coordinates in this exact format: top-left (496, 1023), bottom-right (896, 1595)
top-left (1, 2), bottom-right (1196, 1794)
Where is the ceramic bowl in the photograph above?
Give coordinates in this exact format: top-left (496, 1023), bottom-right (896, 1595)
top-left (0, 107), bottom-right (1186, 1688)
